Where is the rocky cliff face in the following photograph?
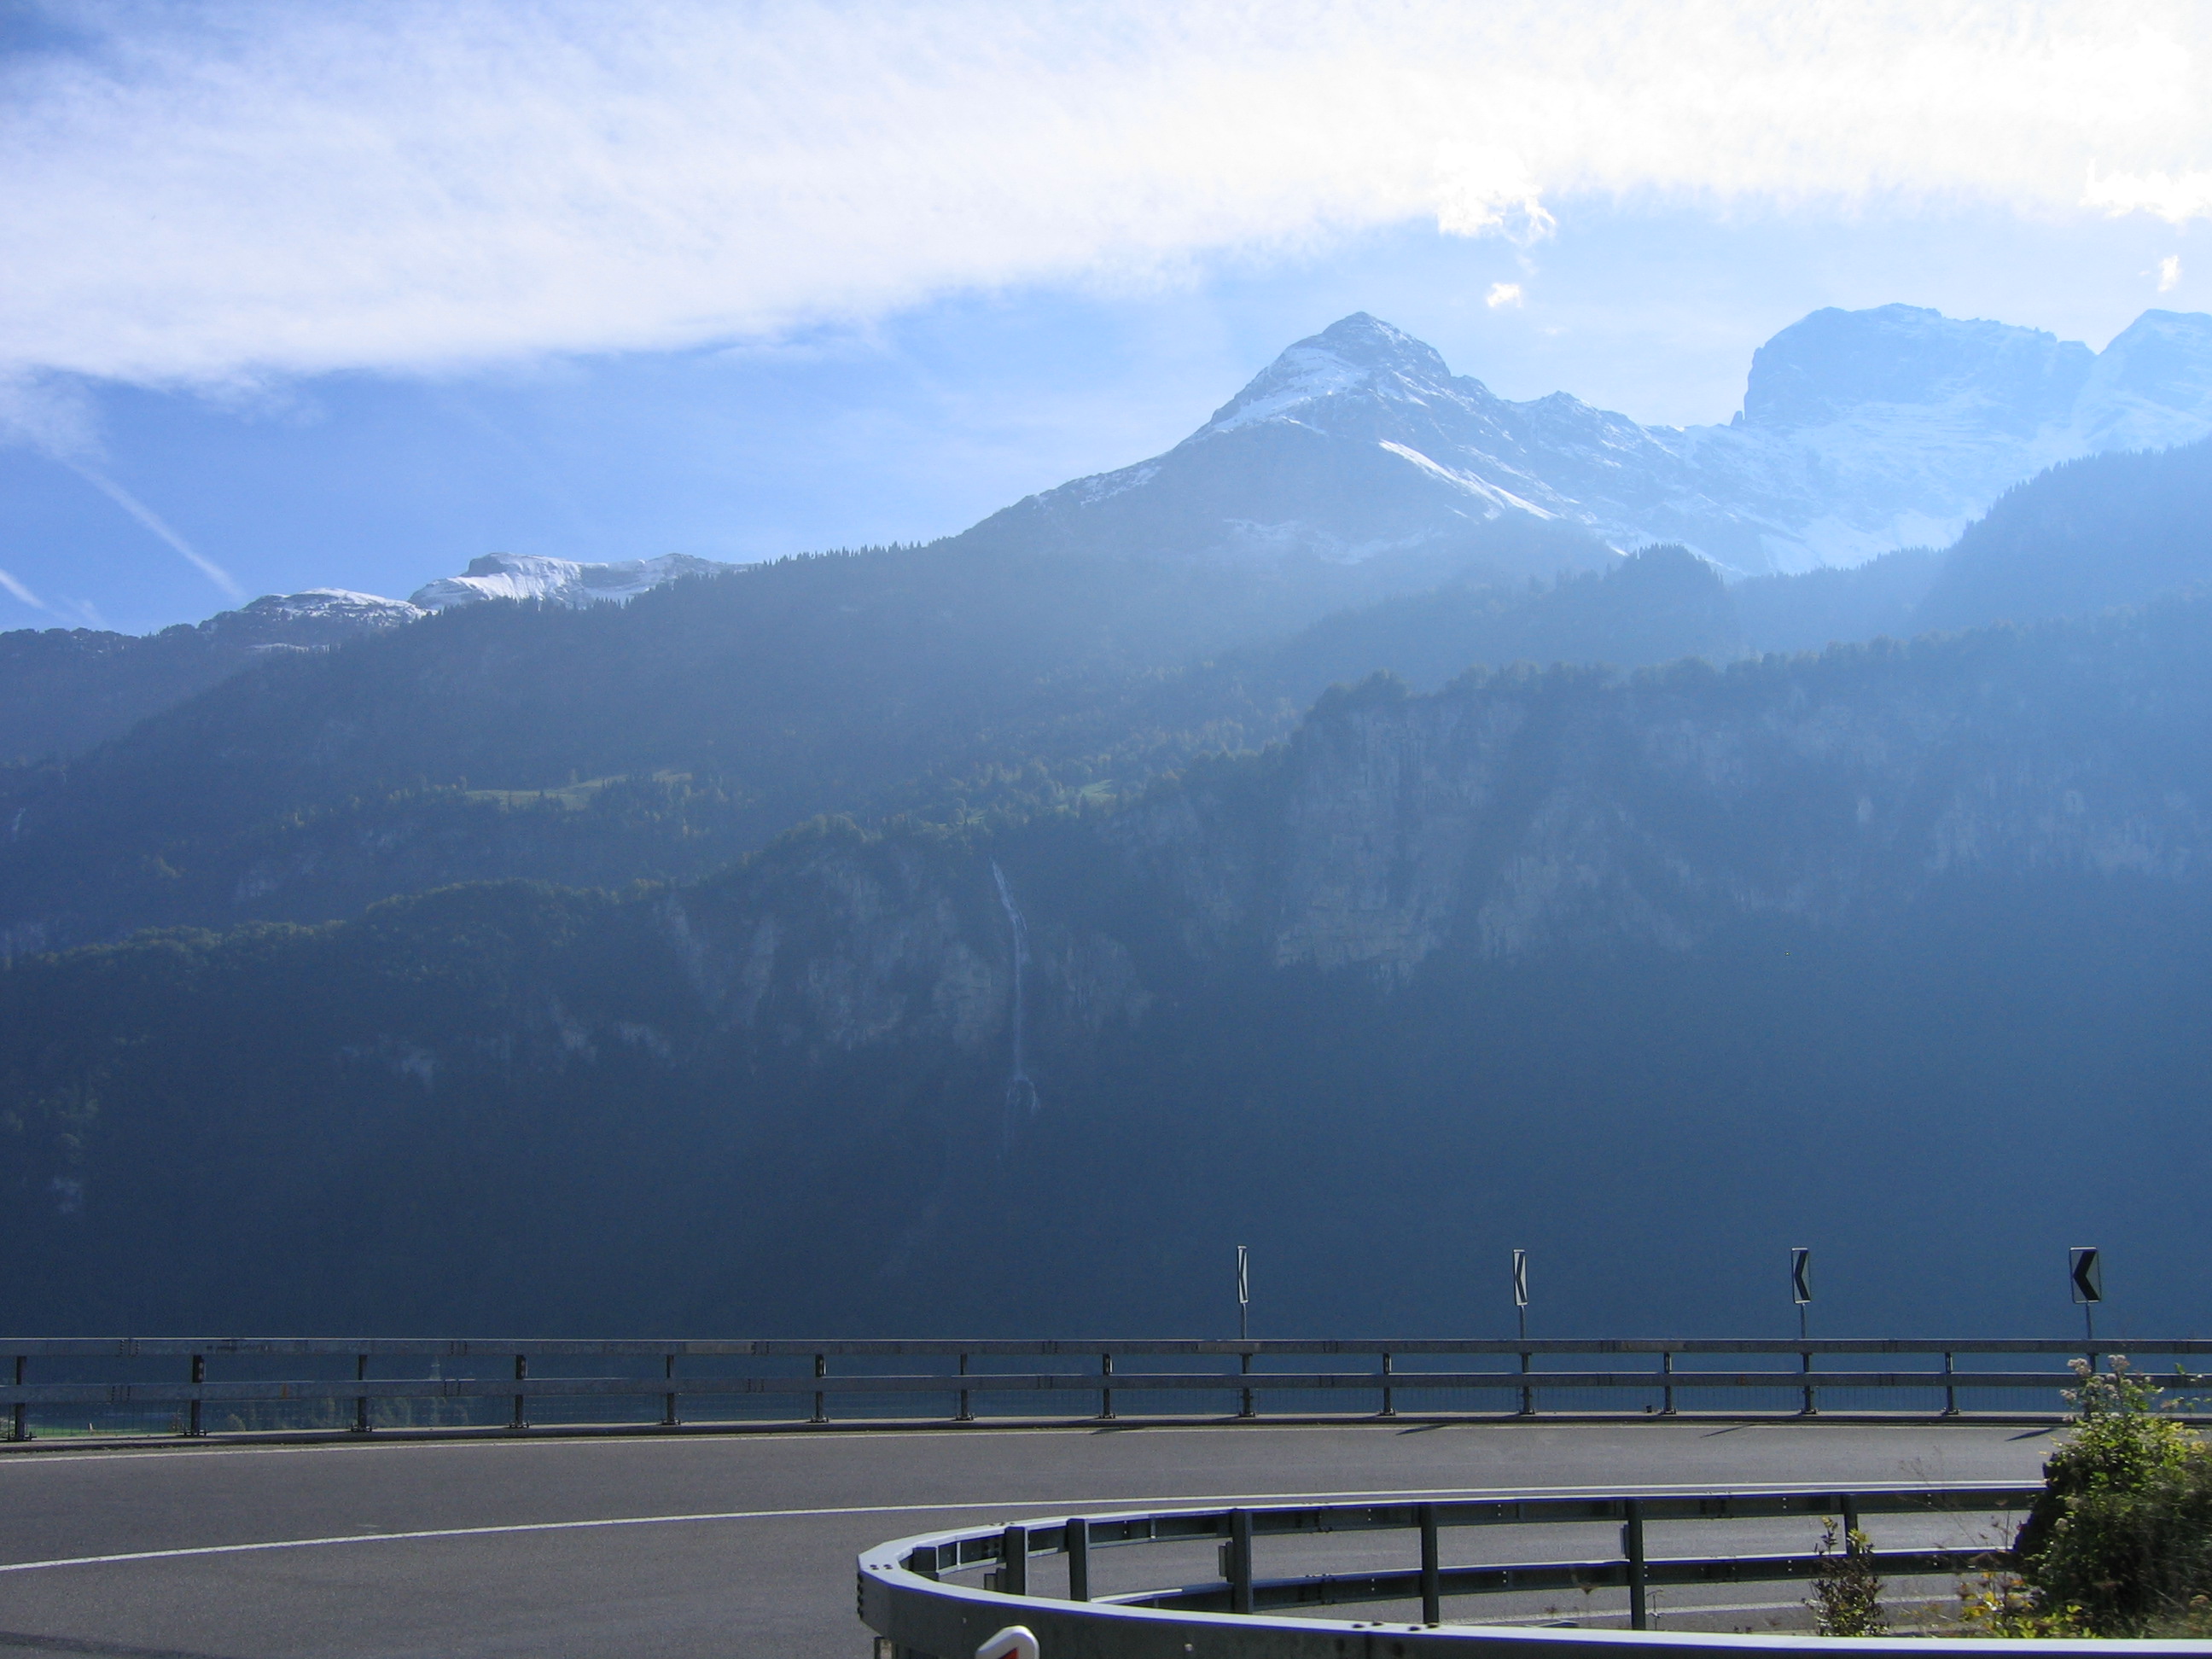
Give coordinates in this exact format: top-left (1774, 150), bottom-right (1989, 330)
top-left (667, 831), bottom-right (1010, 1055)
top-left (661, 824), bottom-right (1155, 1082)
top-left (1107, 614), bottom-right (2209, 981)
top-left (658, 595), bottom-right (2212, 1068)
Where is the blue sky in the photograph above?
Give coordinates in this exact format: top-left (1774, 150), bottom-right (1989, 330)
top-left (3, 1), bottom-right (2209, 632)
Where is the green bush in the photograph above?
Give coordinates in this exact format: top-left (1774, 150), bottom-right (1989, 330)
top-left (1996, 1358), bottom-right (2212, 1636)
top-left (1807, 1521), bottom-right (1888, 1635)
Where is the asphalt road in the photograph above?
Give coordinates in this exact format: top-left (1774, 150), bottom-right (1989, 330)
top-left (0, 1420), bottom-right (2057, 1659)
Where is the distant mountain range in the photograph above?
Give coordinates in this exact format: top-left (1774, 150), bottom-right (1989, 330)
top-left (5, 306), bottom-right (2212, 959)
top-left (83, 300), bottom-right (2212, 648)
top-left (12, 311), bottom-right (2212, 1336)
top-left (3, 428), bottom-right (2209, 958)
top-left (963, 307), bottom-right (2212, 577)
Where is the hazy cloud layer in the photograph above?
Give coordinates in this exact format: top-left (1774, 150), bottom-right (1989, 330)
top-left (4, 0), bottom-right (2209, 385)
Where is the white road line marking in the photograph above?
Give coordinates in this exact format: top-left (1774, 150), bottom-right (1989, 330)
top-left (0, 1428), bottom-right (1118, 1468)
top-left (0, 1481), bottom-right (2015, 1576)
top-left (0, 1416), bottom-right (1938, 1469)
top-left (0, 1504), bottom-right (953, 1574)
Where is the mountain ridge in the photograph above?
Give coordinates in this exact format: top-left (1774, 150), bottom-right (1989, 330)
top-left (4, 434), bottom-right (2210, 952)
top-left (409, 551), bottom-right (738, 610)
top-left (970, 306), bottom-right (2212, 579)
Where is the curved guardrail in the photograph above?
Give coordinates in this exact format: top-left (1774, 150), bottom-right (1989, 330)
top-left (858, 1483), bottom-right (2212, 1656)
top-left (7, 1337), bottom-right (2209, 1443)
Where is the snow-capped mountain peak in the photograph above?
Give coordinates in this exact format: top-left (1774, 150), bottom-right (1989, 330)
top-left (409, 552), bottom-right (736, 610)
top-left (1201, 312), bottom-right (1460, 435)
top-left (2071, 310), bottom-right (2212, 451)
top-left (1740, 304), bottom-right (2093, 435)
top-left (235, 589), bottom-right (425, 626)
top-left (181, 587), bottom-right (428, 652)
top-left (967, 306), bottom-right (2212, 579)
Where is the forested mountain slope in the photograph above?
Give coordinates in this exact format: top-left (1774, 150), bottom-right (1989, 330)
top-left (0, 523), bottom-right (1607, 953)
top-left (1916, 435), bottom-right (2212, 631)
top-left (0, 557), bottom-right (734, 767)
top-left (0, 590), bottom-right (421, 764)
top-left (9, 426), bottom-right (2212, 958)
top-left (9, 592), bottom-right (2212, 1336)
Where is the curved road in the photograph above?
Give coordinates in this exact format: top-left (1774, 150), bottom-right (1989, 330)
top-left (1, 1421), bottom-right (2054, 1659)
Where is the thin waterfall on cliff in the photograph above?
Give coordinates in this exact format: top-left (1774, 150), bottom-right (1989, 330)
top-left (991, 859), bottom-right (1039, 1147)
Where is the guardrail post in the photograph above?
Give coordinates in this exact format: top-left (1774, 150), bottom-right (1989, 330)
top-left (353, 1354), bottom-right (370, 1435)
top-left (187, 1353), bottom-right (205, 1438)
top-left (1239, 1351), bottom-right (1254, 1419)
top-left (1943, 1351), bottom-right (1959, 1417)
top-left (1418, 1501), bottom-right (1441, 1624)
top-left (9, 1356), bottom-right (25, 1441)
top-left (812, 1353), bottom-right (827, 1423)
top-left (511, 1355), bottom-right (528, 1430)
top-left (1801, 1349), bottom-right (1817, 1417)
top-left (1661, 1350), bottom-right (1675, 1415)
top-left (1519, 1349), bottom-right (1535, 1417)
top-left (1228, 1508), bottom-right (1254, 1615)
top-left (1381, 1351), bottom-right (1395, 1417)
top-left (1066, 1516), bottom-right (1091, 1601)
top-left (1624, 1498), bottom-right (1648, 1630)
top-left (957, 1353), bottom-right (973, 1423)
top-left (859, 1475), bottom-right (2058, 1649)
top-left (663, 1353), bottom-right (678, 1428)
top-left (1099, 1353), bottom-right (1114, 1420)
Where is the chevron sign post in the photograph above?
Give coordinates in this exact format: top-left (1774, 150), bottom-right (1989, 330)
top-left (1236, 1244), bottom-right (1249, 1342)
top-left (2070, 1247), bottom-right (2103, 1341)
top-left (1790, 1247), bottom-right (1813, 1340)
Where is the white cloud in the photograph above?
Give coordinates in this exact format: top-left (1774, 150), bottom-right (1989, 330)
top-left (80, 474), bottom-right (241, 597)
top-left (0, 367), bottom-right (239, 594)
top-left (2159, 254), bottom-right (2184, 292)
top-left (2087, 167), bottom-right (2212, 224)
top-left (1486, 282), bottom-right (1526, 309)
top-left (64, 465), bottom-right (242, 597)
top-left (3, 0), bottom-right (2210, 386)
top-left (1436, 146), bottom-right (1556, 244)
top-left (0, 371), bottom-right (102, 457)
top-left (0, 567), bottom-right (50, 614)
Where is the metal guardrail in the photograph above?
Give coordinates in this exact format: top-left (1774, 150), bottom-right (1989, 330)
top-left (859, 1484), bottom-right (2206, 1656)
top-left (4, 1337), bottom-right (2204, 1443)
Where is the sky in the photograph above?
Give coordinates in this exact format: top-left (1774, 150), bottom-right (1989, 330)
top-left (3, 0), bottom-right (2210, 632)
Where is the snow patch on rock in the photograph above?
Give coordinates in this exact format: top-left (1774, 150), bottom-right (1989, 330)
top-left (410, 552), bottom-right (736, 610)
top-left (237, 589), bottom-right (425, 626)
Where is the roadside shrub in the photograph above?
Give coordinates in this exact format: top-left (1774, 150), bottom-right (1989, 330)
top-left (1807, 1521), bottom-right (1887, 1635)
top-left (1976, 1358), bottom-right (2212, 1636)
